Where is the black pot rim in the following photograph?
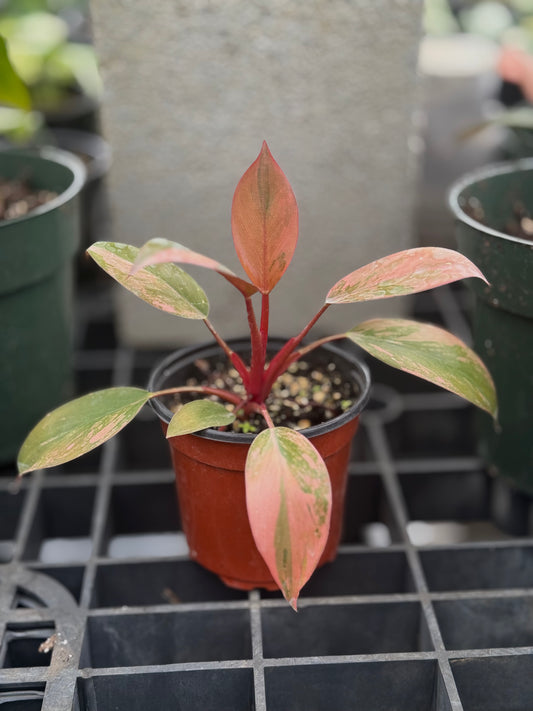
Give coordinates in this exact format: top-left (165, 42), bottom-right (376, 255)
top-left (448, 157), bottom-right (533, 247)
top-left (148, 338), bottom-right (371, 444)
top-left (50, 128), bottom-right (112, 182)
top-left (0, 145), bottom-right (86, 228)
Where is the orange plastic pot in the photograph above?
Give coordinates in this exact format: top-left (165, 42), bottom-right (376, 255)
top-left (148, 339), bottom-right (371, 591)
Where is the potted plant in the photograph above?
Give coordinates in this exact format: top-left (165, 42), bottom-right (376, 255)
top-left (450, 159), bottom-right (533, 500)
top-left (0, 10), bottom-right (103, 132)
top-left (460, 47), bottom-right (533, 158)
top-left (0, 33), bottom-right (112, 254)
top-left (17, 143), bottom-right (496, 607)
top-left (0, 37), bottom-right (86, 464)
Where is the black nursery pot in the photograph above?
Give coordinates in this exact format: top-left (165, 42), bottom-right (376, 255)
top-left (449, 159), bottom-right (533, 495)
top-left (50, 128), bottom-right (112, 250)
top-left (0, 147), bottom-right (85, 463)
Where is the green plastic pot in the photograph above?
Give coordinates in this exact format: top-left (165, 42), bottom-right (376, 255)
top-left (0, 147), bottom-right (85, 464)
top-left (449, 159), bottom-right (533, 495)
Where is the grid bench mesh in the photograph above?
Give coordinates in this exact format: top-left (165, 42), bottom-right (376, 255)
top-left (1, 283), bottom-right (532, 711)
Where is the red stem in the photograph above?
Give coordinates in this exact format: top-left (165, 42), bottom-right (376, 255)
top-left (249, 293), bottom-right (270, 400)
top-left (203, 318), bottom-right (250, 389)
top-left (287, 333), bottom-right (346, 363)
top-left (260, 403), bottom-right (275, 429)
top-left (150, 385), bottom-right (243, 406)
top-left (261, 303), bottom-right (331, 398)
top-left (260, 293), bottom-right (270, 352)
top-left (246, 295), bottom-right (263, 398)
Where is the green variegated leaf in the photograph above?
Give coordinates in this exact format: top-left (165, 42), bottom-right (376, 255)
top-left (0, 36), bottom-right (31, 111)
top-left (347, 318), bottom-right (497, 417)
top-left (88, 242), bottom-right (209, 319)
top-left (166, 400), bottom-right (235, 437)
top-left (133, 238), bottom-right (258, 297)
top-left (326, 248), bottom-right (487, 304)
top-left (17, 388), bottom-right (150, 475)
top-left (245, 427), bottom-right (331, 609)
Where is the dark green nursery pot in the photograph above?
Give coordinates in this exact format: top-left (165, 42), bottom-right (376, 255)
top-left (449, 159), bottom-right (533, 494)
top-left (0, 147), bottom-right (85, 463)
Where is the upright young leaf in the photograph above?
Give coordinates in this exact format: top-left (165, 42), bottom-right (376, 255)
top-left (17, 388), bottom-right (151, 475)
top-left (166, 400), bottom-right (235, 437)
top-left (232, 142), bottom-right (298, 294)
top-left (88, 242), bottom-right (209, 319)
top-left (326, 248), bottom-right (487, 304)
top-left (245, 427), bottom-right (331, 609)
top-left (347, 318), bottom-right (497, 417)
top-left (132, 238), bottom-right (258, 297)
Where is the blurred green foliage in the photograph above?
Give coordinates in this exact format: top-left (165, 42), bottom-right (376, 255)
top-left (424, 0), bottom-right (533, 51)
top-left (0, 3), bottom-right (100, 141)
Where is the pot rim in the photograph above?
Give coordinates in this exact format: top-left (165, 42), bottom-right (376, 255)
top-left (0, 146), bottom-right (86, 228)
top-left (49, 128), bottom-right (112, 182)
top-left (148, 338), bottom-right (371, 444)
top-left (448, 158), bottom-right (533, 247)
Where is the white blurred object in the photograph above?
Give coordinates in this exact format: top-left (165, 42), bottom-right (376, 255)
top-left (108, 532), bottom-right (189, 559)
top-left (416, 34), bottom-right (506, 247)
top-left (362, 522), bottom-right (392, 548)
top-left (39, 537), bottom-right (92, 563)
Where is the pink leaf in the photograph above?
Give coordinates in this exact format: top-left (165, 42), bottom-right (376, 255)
top-left (326, 248), bottom-right (487, 304)
top-left (132, 238), bottom-right (258, 297)
top-left (347, 318), bottom-right (497, 417)
top-left (245, 427), bottom-right (331, 608)
top-left (232, 142), bottom-right (298, 294)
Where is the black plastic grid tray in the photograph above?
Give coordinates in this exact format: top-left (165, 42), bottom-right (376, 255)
top-left (1, 283), bottom-right (533, 711)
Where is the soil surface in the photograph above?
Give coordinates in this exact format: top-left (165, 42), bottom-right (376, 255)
top-left (165, 355), bottom-right (360, 434)
top-left (464, 196), bottom-right (533, 241)
top-left (0, 177), bottom-right (57, 221)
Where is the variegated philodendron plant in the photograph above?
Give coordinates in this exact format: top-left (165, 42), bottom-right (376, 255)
top-left (17, 143), bottom-right (497, 608)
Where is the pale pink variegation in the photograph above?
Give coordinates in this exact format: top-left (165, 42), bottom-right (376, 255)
top-left (17, 388), bottom-right (150, 475)
top-left (132, 238), bottom-right (258, 298)
top-left (245, 427), bottom-right (331, 608)
top-left (347, 318), bottom-right (497, 416)
top-left (326, 248), bottom-right (487, 304)
top-left (88, 242), bottom-right (209, 319)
